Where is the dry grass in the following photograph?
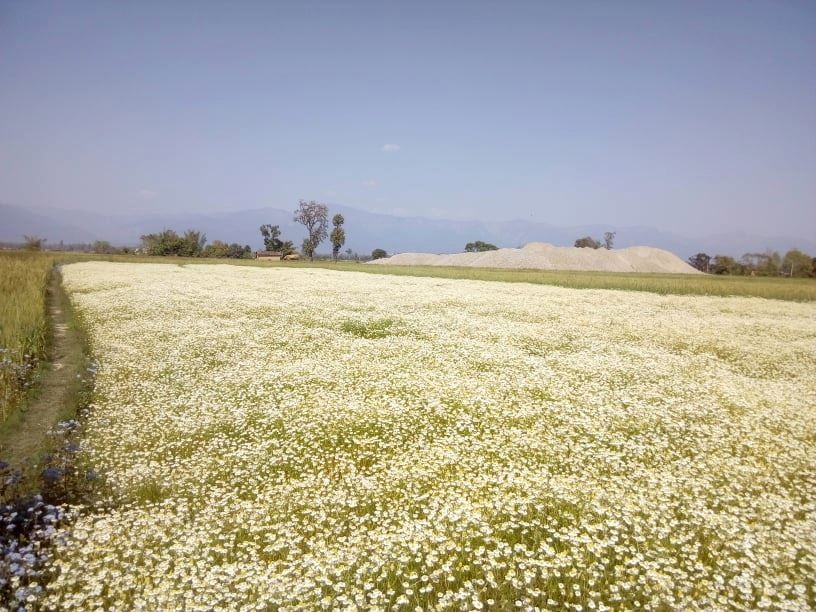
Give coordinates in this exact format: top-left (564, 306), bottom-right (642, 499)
top-left (0, 252), bottom-right (53, 423)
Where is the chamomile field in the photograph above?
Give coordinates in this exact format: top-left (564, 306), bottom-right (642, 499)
top-left (27, 262), bottom-right (816, 608)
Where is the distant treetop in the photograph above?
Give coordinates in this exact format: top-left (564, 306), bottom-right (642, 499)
top-left (464, 241), bottom-right (498, 252)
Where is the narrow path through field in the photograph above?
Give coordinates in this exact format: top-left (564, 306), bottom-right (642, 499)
top-left (0, 269), bottom-right (84, 473)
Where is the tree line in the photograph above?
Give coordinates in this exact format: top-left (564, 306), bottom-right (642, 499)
top-left (688, 250), bottom-right (815, 277)
top-left (139, 229), bottom-right (253, 259)
top-left (259, 200), bottom-right (387, 261)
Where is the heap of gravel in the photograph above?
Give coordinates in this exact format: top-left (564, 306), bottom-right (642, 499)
top-left (368, 242), bottom-right (701, 274)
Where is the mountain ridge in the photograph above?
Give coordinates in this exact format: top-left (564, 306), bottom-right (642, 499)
top-left (2, 202), bottom-right (813, 260)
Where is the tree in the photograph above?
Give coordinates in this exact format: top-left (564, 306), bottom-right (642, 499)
top-left (92, 240), bottom-right (115, 254)
top-left (279, 241), bottom-right (295, 257)
top-left (293, 200), bottom-right (328, 261)
top-left (203, 241), bottom-right (252, 259)
top-left (603, 231), bottom-right (616, 250)
top-left (259, 224), bottom-right (284, 251)
top-left (228, 244), bottom-right (252, 259)
top-left (140, 229), bottom-right (205, 256)
top-left (141, 229), bottom-right (181, 255)
top-left (179, 230), bottom-right (206, 257)
top-left (203, 240), bottom-right (230, 258)
top-left (23, 235), bottom-right (45, 251)
top-left (782, 249), bottom-right (813, 277)
top-left (371, 248), bottom-right (388, 260)
top-left (574, 236), bottom-right (601, 249)
top-left (330, 213), bottom-right (346, 261)
top-left (464, 241), bottom-right (498, 252)
top-left (688, 253), bottom-right (711, 273)
top-left (711, 255), bottom-right (743, 275)
top-left (740, 251), bottom-right (781, 276)
top-left (345, 247), bottom-right (353, 261)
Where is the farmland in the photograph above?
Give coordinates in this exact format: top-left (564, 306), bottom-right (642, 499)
top-left (22, 261), bottom-right (814, 609)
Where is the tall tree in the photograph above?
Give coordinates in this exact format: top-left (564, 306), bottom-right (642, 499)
top-left (180, 230), bottom-right (206, 257)
top-left (259, 224), bottom-right (284, 251)
top-left (293, 200), bottom-right (328, 261)
top-left (330, 213), bottom-right (346, 261)
top-left (782, 249), bottom-right (813, 277)
top-left (688, 253), bottom-right (711, 272)
top-left (711, 255), bottom-right (742, 275)
top-left (740, 251), bottom-right (781, 276)
top-left (603, 231), bottom-right (616, 250)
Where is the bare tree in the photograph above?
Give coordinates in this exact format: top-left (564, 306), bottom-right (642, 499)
top-left (23, 235), bottom-right (46, 251)
top-left (603, 231), bottom-right (616, 250)
top-left (293, 200), bottom-right (329, 261)
top-left (330, 213), bottom-right (346, 262)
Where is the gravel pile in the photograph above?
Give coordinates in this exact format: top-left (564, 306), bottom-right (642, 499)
top-left (369, 242), bottom-right (700, 274)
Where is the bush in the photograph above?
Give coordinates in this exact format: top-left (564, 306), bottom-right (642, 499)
top-left (464, 241), bottom-right (498, 252)
top-left (574, 236), bottom-right (601, 249)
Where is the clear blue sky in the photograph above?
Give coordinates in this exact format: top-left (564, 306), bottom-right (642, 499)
top-left (1, 1), bottom-right (814, 236)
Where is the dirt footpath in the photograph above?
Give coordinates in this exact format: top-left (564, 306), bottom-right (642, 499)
top-left (0, 269), bottom-right (85, 476)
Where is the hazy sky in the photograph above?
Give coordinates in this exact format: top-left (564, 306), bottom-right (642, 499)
top-left (1, 1), bottom-right (814, 236)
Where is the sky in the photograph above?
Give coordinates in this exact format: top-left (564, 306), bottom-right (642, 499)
top-left (1, 0), bottom-right (814, 237)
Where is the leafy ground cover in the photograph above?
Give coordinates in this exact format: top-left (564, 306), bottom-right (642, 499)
top-left (30, 262), bottom-right (816, 609)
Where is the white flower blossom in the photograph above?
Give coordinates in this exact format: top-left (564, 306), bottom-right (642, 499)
top-left (35, 262), bottom-right (816, 610)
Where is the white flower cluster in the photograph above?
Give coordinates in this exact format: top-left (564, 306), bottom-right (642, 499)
top-left (44, 262), bottom-right (815, 610)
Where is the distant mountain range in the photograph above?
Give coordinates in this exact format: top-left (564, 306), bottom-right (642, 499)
top-left (2, 202), bottom-right (814, 259)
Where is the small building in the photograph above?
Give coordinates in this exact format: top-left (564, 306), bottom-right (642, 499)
top-left (255, 251), bottom-right (282, 261)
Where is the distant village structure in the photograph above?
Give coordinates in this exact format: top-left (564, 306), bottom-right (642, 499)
top-left (254, 250), bottom-right (300, 261)
top-left (255, 250), bottom-right (282, 261)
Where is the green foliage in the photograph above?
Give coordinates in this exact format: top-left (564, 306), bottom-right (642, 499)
top-left (711, 255), bottom-right (742, 275)
top-left (740, 251), bottom-right (781, 276)
top-left (330, 214), bottom-right (346, 261)
top-left (782, 249), bottom-right (813, 277)
top-left (341, 318), bottom-right (396, 339)
top-left (140, 229), bottom-right (206, 257)
top-left (574, 236), bottom-right (601, 249)
top-left (180, 230), bottom-right (206, 257)
top-left (371, 248), bottom-right (388, 260)
top-left (259, 224), bottom-right (284, 251)
top-left (203, 241), bottom-right (252, 259)
top-left (688, 253), bottom-right (711, 272)
top-left (464, 241), bottom-right (498, 252)
top-left (603, 231), bottom-right (616, 250)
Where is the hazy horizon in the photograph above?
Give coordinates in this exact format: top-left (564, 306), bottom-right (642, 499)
top-left (2, 1), bottom-right (815, 239)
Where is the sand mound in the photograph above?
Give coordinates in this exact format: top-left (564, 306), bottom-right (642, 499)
top-left (368, 242), bottom-right (700, 274)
